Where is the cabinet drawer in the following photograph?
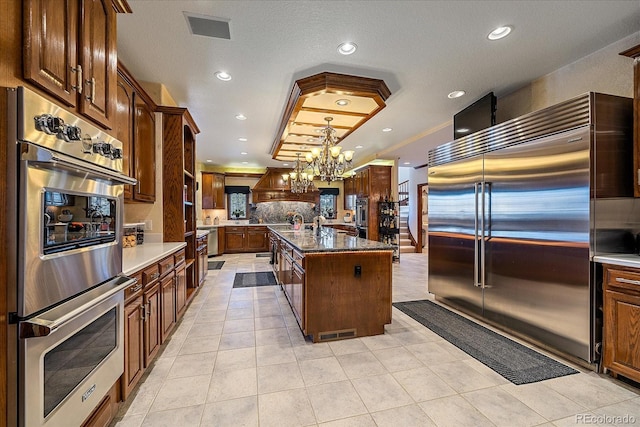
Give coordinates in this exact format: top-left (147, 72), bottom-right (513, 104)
top-left (174, 249), bottom-right (186, 266)
top-left (226, 226), bottom-right (245, 233)
top-left (159, 255), bottom-right (175, 277)
top-left (606, 268), bottom-right (640, 294)
top-left (124, 272), bottom-right (143, 302)
top-left (142, 264), bottom-right (160, 286)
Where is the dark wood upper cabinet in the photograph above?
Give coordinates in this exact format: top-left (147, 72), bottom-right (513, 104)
top-left (117, 64), bottom-right (156, 203)
top-left (201, 172), bottom-right (224, 209)
top-left (24, 0), bottom-right (117, 129)
top-left (23, 0), bottom-right (79, 107)
top-left (133, 94), bottom-right (156, 201)
top-left (116, 73), bottom-right (135, 199)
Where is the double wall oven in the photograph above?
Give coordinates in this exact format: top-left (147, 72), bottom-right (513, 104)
top-left (6, 87), bottom-right (137, 427)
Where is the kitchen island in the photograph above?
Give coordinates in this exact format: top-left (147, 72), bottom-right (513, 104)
top-left (268, 225), bottom-right (394, 342)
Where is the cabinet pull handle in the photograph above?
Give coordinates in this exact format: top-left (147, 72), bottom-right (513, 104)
top-left (140, 303), bottom-right (146, 321)
top-left (147, 301), bottom-right (152, 316)
top-left (71, 65), bottom-right (83, 94)
top-left (166, 264), bottom-right (174, 271)
top-left (615, 277), bottom-right (640, 286)
top-left (130, 282), bottom-right (142, 293)
top-left (150, 272), bottom-right (160, 280)
top-left (86, 76), bottom-right (95, 101)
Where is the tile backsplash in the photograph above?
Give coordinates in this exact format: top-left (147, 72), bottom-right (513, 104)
top-left (250, 201), bottom-right (317, 224)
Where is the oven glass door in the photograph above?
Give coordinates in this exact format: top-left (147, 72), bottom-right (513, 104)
top-left (43, 190), bottom-right (117, 255)
top-left (43, 307), bottom-right (117, 417)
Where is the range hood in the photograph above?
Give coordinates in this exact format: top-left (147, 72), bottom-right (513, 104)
top-left (252, 167), bottom-right (319, 204)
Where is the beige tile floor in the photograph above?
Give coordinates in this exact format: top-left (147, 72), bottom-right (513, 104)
top-left (112, 252), bottom-right (640, 427)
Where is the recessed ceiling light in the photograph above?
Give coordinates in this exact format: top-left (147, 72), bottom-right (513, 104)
top-left (238, 137), bottom-right (247, 142)
top-left (314, 128), bottom-right (323, 133)
top-left (282, 163), bottom-right (289, 166)
top-left (307, 138), bottom-right (315, 142)
top-left (488, 25), bottom-right (513, 41)
top-left (206, 159), bottom-right (212, 163)
top-left (448, 90), bottom-right (466, 99)
top-left (336, 99), bottom-right (350, 106)
top-left (355, 145), bottom-right (363, 149)
top-left (382, 127), bottom-right (392, 132)
top-left (337, 42), bottom-right (357, 55)
top-left (241, 161), bottom-right (248, 164)
top-left (235, 114), bottom-right (246, 120)
top-left (403, 162), bottom-right (411, 165)
top-left (240, 151), bottom-right (247, 155)
top-left (215, 71), bottom-right (232, 81)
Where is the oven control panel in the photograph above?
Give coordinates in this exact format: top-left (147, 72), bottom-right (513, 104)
top-left (16, 87), bottom-right (125, 173)
top-left (33, 113), bottom-right (123, 160)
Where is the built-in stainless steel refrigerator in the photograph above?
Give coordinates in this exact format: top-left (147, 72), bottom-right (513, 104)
top-left (428, 93), bottom-right (636, 364)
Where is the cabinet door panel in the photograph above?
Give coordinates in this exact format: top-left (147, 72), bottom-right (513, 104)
top-left (79, 0), bottom-right (116, 128)
top-left (225, 230), bottom-right (246, 253)
top-left (247, 227), bottom-right (268, 252)
top-left (160, 273), bottom-right (176, 342)
top-left (116, 74), bottom-right (134, 200)
top-left (122, 296), bottom-right (144, 399)
top-left (24, 0), bottom-right (78, 106)
top-left (134, 96), bottom-right (156, 201)
top-left (143, 282), bottom-right (161, 365)
top-left (201, 173), bottom-right (214, 209)
top-left (175, 265), bottom-right (187, 319)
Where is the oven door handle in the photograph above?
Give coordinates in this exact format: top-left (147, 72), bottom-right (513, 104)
top-left (23, 143), bottom-right (137, 185)
top-left (19, 275), bottom-right (135, 338)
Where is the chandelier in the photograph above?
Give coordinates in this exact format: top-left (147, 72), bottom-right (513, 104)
top-left (305, 117), bottom-right (354, 183)
top-left (282, 153), bottom-right (314, 193)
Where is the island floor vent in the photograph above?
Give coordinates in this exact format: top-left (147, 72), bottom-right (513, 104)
top-left (318, 329), bottom-right (356, 342)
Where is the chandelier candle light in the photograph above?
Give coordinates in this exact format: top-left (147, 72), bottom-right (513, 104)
top-left (306, 117), bottom-right (354, 183)
top-left (282, 153), bottom-right (314, 193)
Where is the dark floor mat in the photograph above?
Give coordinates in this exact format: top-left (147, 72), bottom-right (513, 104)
top-left (255, 253), bottom-right (271, 258)
top-left (393, 300), bottom-right (578, 385)
top-left (208, 261), bottom-right (225, 270)
top-left (233, 272), bottom-right (277, 288)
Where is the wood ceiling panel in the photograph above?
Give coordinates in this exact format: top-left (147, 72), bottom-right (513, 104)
top-left (270, 72), bottom-right (391, 162)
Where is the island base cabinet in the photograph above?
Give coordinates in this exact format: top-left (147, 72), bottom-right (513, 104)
top-left (603, 266), bottom-right (640, 382)
top-left (303, 251), bottom-right (392, 342)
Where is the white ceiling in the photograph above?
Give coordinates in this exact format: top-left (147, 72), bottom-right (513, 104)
top-left (116, 1), bottom-right (640, 171)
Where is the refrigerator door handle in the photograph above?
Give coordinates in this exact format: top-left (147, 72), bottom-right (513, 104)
top-left (474, 182), bottom-right (482, 287)
top-left (480, 182), bottom-right (491, 289)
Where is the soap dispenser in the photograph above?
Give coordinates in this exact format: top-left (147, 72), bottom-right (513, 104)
top-left (214, 216), bottom-right (219, 225)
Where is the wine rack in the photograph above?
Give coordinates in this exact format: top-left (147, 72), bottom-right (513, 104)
top-left (378, 200), bottom-right (400, 262)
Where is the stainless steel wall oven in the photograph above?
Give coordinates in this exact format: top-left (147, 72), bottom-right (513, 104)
top-left (6, 87), bottom-right (137, 427)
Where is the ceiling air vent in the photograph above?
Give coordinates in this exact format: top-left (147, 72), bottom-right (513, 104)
top-left (184, 12), bottom-right (230, 40)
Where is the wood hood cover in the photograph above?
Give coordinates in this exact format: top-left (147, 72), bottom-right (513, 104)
top-left (252, 167), bottom-right (319, 203)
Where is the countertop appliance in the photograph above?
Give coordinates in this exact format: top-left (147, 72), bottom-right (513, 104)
top-left (428, 93), bottom-right (636, 365)
top-left (6, 87), bottom-right (137, 427)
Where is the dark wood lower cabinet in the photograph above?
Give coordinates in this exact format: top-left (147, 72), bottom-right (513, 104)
top-left (122, 295), bottom-right (144, 400)
top-left (603, 265), bottom-right (640, 383)
top-left (225, 226), bottom-right (270, 253)
top-left (80, 381), bottom-right (120, 427)
top-left (175, 262), bottom-right (187, 320)
top-left (144, 281), bottom-right (161, 365)
top-left (160, 272), bottom-right (176, 342)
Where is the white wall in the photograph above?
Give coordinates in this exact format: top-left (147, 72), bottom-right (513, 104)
top-left (404, 32), bottom-right (640, 242)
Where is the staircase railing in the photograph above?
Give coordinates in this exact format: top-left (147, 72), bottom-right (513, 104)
top-left (398, 180), bottom-right (409, 206)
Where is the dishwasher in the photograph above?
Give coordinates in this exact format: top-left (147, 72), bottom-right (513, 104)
top-left (198, 227), bottom-right (219, 256)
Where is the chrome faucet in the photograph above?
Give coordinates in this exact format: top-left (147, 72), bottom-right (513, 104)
top-left (292, 212), bottom-right (304, 229)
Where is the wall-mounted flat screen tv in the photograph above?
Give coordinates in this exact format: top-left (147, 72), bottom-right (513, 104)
top-left (453, 92), bottom-right (496, 139)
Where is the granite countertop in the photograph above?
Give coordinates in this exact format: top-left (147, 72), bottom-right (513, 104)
top-left (268, 225), bottom-right (393, 253)
top-left (593, 253), bottom-right (640, 269)
top-left (123, 242), bottom-right (187, 275)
